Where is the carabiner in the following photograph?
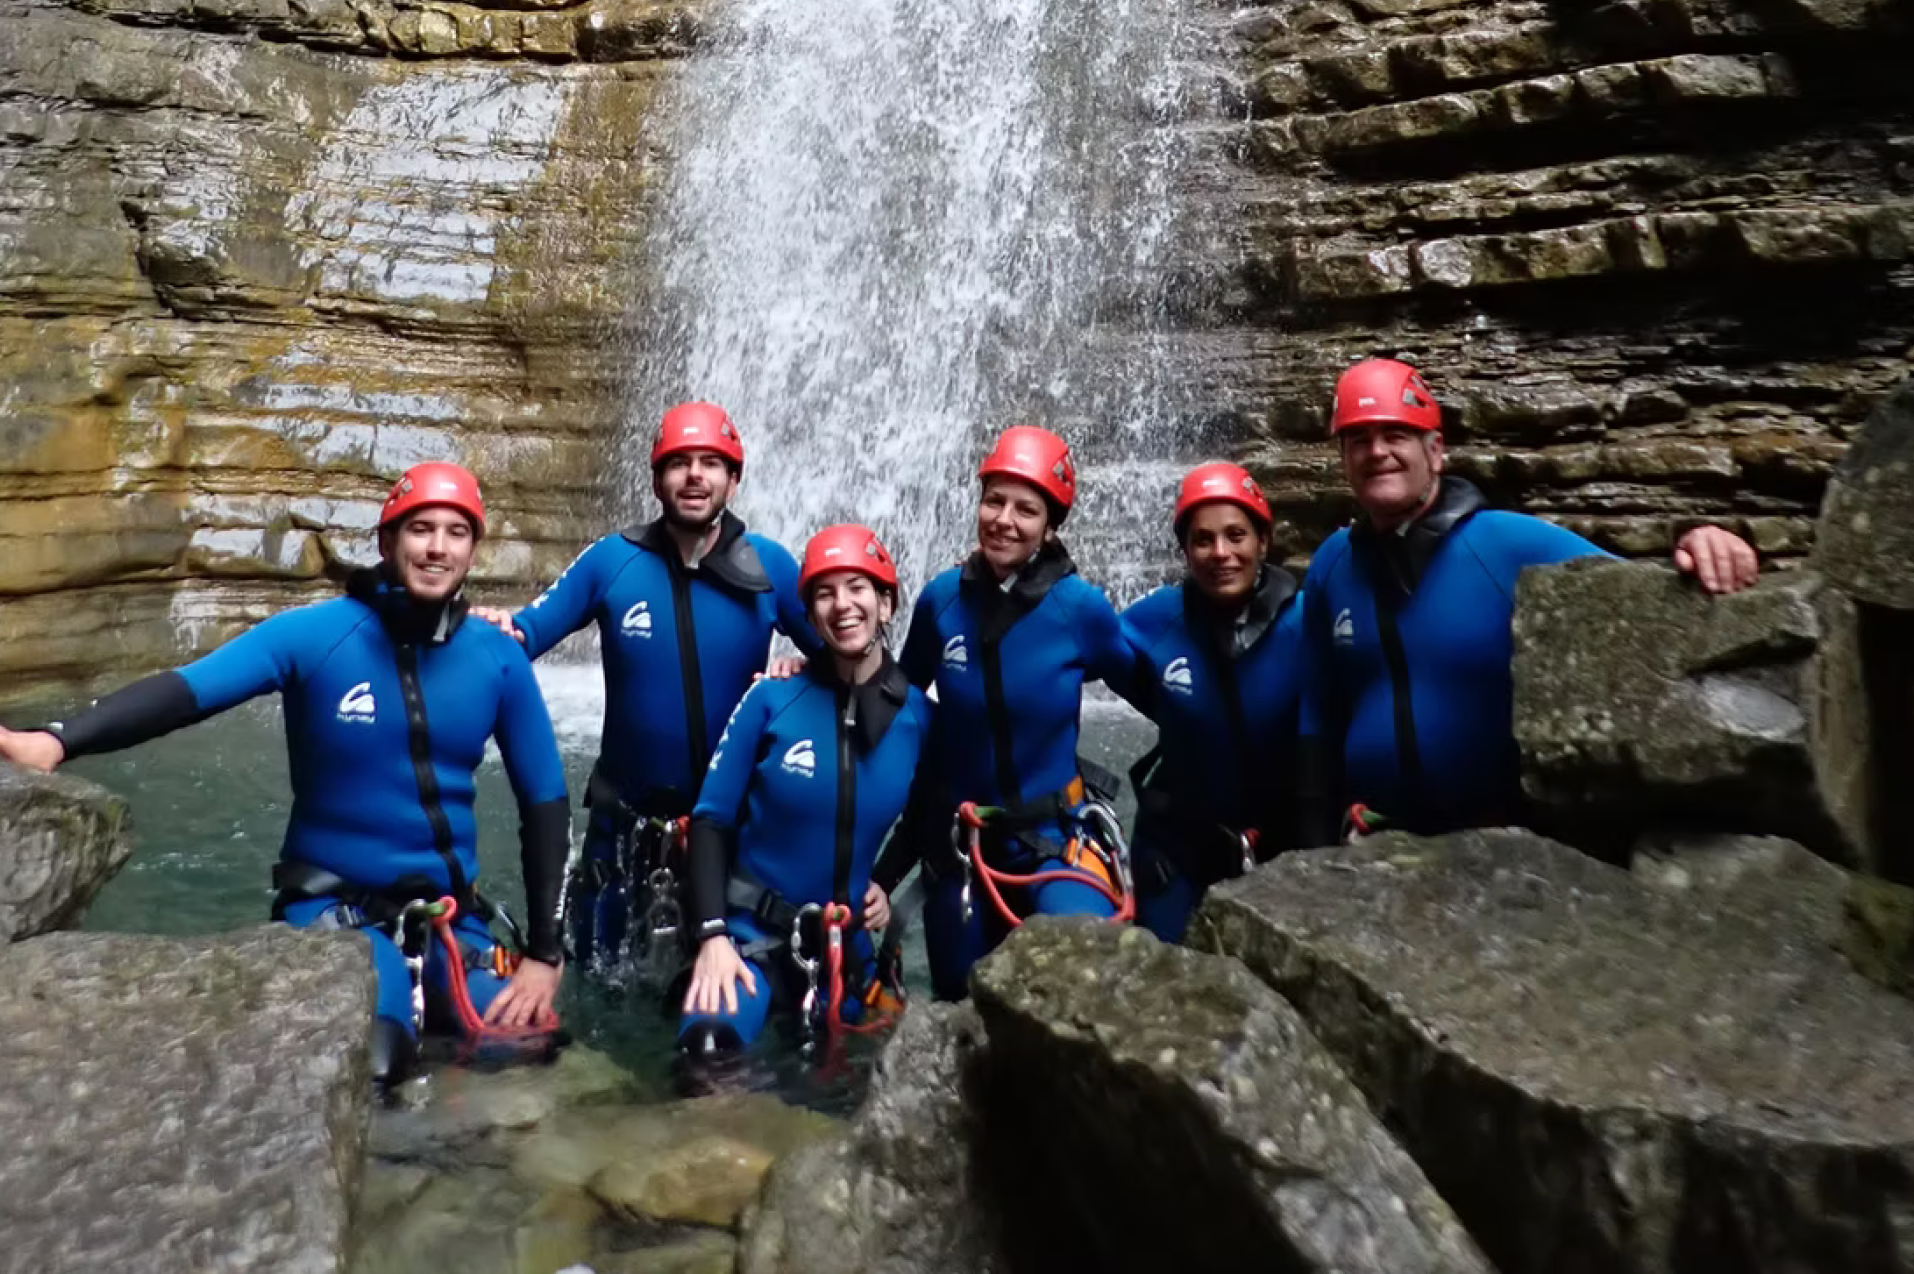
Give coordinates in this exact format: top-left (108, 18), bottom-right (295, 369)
top-left (790, 902), bottom-right (823, 1039)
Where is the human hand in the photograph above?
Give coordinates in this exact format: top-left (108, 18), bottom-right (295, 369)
top-left (1673, 526), bottom-right (1759, 595)
top-left (862, 881), bottom-right (890, 931)
top-left (764, 655), bottom-right (806, 680)
top-left (683, 935), bottom-right (758, 1016)
top-left (0, 727), bottom-right (65, 773)
top-left (483, 956), bottom-right (561, 1028)
top-left (470, 606), bottom-right (526, 643)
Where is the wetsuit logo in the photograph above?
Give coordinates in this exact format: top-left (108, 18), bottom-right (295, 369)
top-left (1163, 656), bottom-right (1194, 694)
top-left (1333, 608), bottom-right (1355, 647)
top-left (942, 635), bottom-right (968, 669)
top-left (782, 740), bottom-right (816, 778)
top-left (621, 601), bottom-right (654, 638)
top-left (337, 681), bottom-right (377, 724)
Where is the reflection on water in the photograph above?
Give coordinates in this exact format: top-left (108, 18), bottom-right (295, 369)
top-left (55, 664), bottom-right (1154, 1104)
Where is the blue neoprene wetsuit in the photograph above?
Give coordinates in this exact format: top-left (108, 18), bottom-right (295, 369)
top-left (893, 541), bottom-right (1134, 1000)
top-left (49, 567), bottom-right (571, 1080)
top-left (511, 511), bottom-right (815, 963)
top-left (1119, 567), bottom-right (1306, 942)
top-left (676, 655), bottom-right (932, 1050)
top-left (1298, 477), bottom-right (1607, 837)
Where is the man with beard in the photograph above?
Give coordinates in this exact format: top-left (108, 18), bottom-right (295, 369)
top-left (482, 402), bottom-right (818, 970)
top-left (1299, 358), bottom-right (1760, 843)
top-left (0, 463), bottom-right (569, 1085)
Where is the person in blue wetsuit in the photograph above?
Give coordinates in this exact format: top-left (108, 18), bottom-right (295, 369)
top-left (676, 524), bottom-right (931, 1055)
top-left (1120, 462), bottom-right (1306, 943)
top-left (1299, 358), bottom-right (1762, 843)
top-left (0, 464), bottom-right (570, 1086)
top-left (884, 425), bottom-right (1136, 1002)
top-left (474, 402), bottom-right (817, 972)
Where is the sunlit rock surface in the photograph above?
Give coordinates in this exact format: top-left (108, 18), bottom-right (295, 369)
top-left (0, 926), bottom-right (374, 1274)
top-left (1196, 830), bottom-right (1914, 1274)
top-left (0, 0), bottom-right (680, 697)
top-left (0, 761), bottom-right (133, 938)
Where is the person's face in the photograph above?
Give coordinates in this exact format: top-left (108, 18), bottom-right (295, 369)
top-left (976, 477), bottom-right (1051, 575)
top-left (808, 572), bottom-right (894, 658)
top-left (1338, 424), bottom-right (1444, 524)
top-left (380, 507), bottom-right (477, 602)
top-left (1183, 503), bottom-right (1269, 604)
top-left (653, 450), bottom-right (737, 529)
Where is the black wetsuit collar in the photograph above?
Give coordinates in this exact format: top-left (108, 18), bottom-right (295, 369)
top-left (625, 509), bottom-right (772, 595)
top-left (810, 650), bottom-right (911, 754)
top-left (346, 564), bottom-right (469, 645)
top-left (1182, 563), bottom-right (1299, 657)
top-left (1351, 476), bottom-right (1486, 598)
top-left (959, 538), bottom-right (1076, 644)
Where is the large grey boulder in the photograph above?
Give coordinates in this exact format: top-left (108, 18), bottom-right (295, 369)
top-left (0, 926), bottom-right (376, 1274)
top-left (0, 762), bottom-right (133, 939)
top-left (1513, 560), bottom-right (1856, 861)
top-left (743, 921), bottom-right (1490, 1274)
top-left (966, 919), bottom-right (1491, 1274)
top-left (1814, 374), bottom-right (1914, 611)
top-left (1195, 830), bottom-right (1914, 1274)
top-left (740, 1002), bottom-right (1001, 1274)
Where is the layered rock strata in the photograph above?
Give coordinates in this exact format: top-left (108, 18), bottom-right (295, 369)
top-left (1195, 829), bottom-right (1914, 1274)
top-left (1220, 0), bottom-right (1914, 565)
top-left (0, 926), bottom-right (375, 1273)
top-left (0, 0), bottom-right (685, 698)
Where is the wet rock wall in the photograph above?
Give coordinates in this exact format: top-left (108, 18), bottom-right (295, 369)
top-left (0, 0), bottom-right (691, 698)
top-left (1214, 0), bottom-right (1914, 564)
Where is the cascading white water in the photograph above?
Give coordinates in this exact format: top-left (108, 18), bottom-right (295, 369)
top-left (619, 0), bottom-right (1216, 606)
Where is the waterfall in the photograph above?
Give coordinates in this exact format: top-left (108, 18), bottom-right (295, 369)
top-left (619, 0), bottom-right (1216, 607)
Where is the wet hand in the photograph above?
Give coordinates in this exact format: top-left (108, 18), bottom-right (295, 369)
top-left (1673, 526), bottom-right (1759, 595)
top-left (484, 957), bottom-right (560, 1028)
top-left (0, 727), bottom-right (65, 773)
top-left (863, 881), bottom-right (890, 932)
top-left (684, 935), bottom-right (757, 1016)
top-left (470, 605), bottom-right (526, 643)
top-left (764, 655), bottom-right (806, 680)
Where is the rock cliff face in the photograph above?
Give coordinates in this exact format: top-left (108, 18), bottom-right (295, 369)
top-left (1220, 0), bottom-right (1914, 563)
top-left (0, 0), bottom-right (690, 698)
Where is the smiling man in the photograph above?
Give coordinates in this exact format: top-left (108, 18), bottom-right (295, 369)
top-left (476, 402), bottom-right (818, 972)
top-left (1299, 358), bottom-right (1760, 842)
top-left (0, 463), bottom-right (571, 1086)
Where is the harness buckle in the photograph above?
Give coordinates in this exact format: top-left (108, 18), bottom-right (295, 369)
top-left (789, 902), bottom-right (824, 1046)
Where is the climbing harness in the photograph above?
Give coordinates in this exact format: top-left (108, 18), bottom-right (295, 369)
top-left (956, 796), bottom-right (1135, 930)
top-left (418, 895), bottom-right (563, 1053)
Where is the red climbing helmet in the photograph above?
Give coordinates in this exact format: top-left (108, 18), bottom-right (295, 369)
top-left (799, 524), bottom-right (899, 596)
top-left (380, 462), bottom-right (486, 537)
top-left (977, 425), bottom-right (1076, 521)
top-left (1330, 358), bottom-right (1442, 434)
top-left (651, 401), bottom-right (745, 474)
top-left (1173, 462), bottom-right (1272, 533)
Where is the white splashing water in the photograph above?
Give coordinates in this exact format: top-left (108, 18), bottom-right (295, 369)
top-left (619, 0), bottom-right (1212, 605)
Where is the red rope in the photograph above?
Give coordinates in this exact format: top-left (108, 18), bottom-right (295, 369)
top-left (959, 802), bottom-right (1135, 929)
top-left (822, 902), bottom-right (896, 1037)
top-left (427, 896), bottom-right (560, 1046)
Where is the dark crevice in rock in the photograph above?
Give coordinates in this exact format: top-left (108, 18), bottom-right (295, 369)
top-left (1858, 603), bottom-right (1914, 882)
top-left (966, 1021), bottom-right (1316, 1274)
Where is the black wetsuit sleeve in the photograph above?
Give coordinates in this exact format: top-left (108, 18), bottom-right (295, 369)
top-left (519, 798), bottom-right (570, 965)
top-left (49, 672), bottom-right (203, 760)
top-left (686, 815), bottom-right (732, 934)
top-left (871, 764), bottom-right (949, 892)
top-left (1295, 735), bottom-right (1338, 849)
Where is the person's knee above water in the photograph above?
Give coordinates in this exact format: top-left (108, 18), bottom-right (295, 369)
top-left (1297, 358), bottom-right (1762, 842)
top-left (677, 524), bottom-right (932, 1056)
top-left (473, 402), bottom-right (820, 971)
top-left (1118, 462), bottom-right (1307, 944)
top-left (0, 463), bottom-right (571, 1086)
top-left (883, 425), bottom-right (1138, 1002)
